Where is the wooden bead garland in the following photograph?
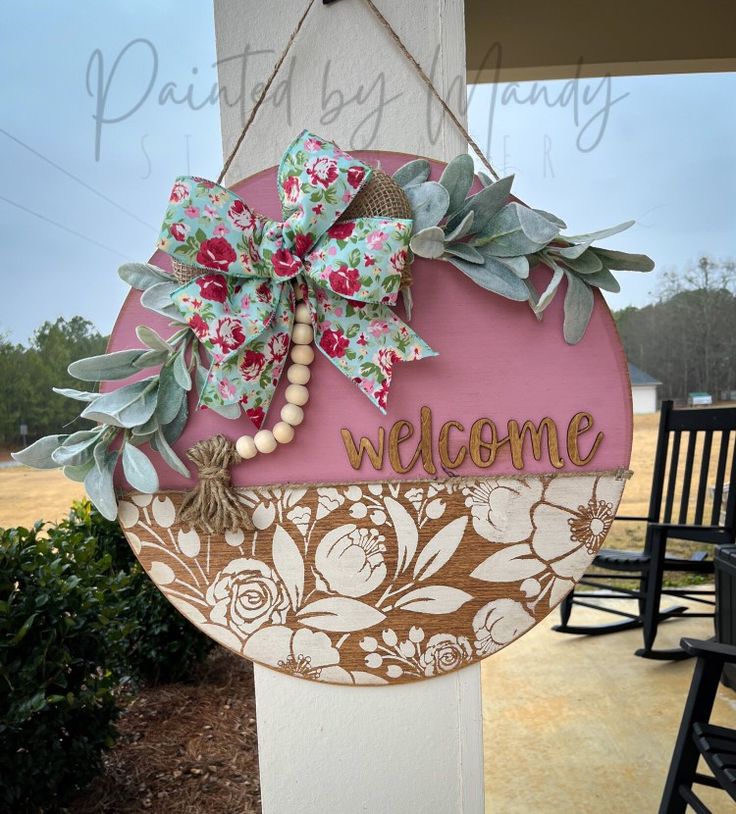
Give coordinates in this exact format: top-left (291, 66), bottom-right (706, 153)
top-left (235, 289), bottom-right (312, 462)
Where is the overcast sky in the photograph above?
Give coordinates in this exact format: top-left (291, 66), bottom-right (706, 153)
top-left (1, 1), bottom-right (734, 344)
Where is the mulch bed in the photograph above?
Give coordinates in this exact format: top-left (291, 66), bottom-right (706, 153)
top-left (69, 649), bottom-right (260, 814)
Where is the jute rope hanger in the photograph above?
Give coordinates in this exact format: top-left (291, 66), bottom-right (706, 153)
top-left (182, 0), bottom-right (501, 534)
top-left (217, 0), bottom-right (501, 184)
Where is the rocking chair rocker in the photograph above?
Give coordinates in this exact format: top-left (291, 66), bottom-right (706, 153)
top-left (554, 400), bottom-right (736, 659)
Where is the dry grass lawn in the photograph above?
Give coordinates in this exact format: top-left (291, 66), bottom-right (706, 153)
top-left (0, 465), bottom-right (85, 529)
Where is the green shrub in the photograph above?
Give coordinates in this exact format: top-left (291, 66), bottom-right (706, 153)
top-left (68, 501), bottom-right (214, 686)
top-left (0, 503), bottom-right (215, 809)
top-left (0, 521), bottom-right (129, 812)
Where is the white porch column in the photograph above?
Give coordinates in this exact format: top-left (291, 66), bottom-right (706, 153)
top-left (212, 2), bottom-right (484, 811)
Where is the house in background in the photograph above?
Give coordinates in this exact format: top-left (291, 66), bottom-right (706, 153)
top-left (628, 363), bottom-right (661, 413)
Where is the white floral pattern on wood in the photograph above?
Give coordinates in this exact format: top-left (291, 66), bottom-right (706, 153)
top-left (119, 472), bottom-right (627, 685)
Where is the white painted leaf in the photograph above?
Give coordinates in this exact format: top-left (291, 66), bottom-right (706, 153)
top-left (168, 596), bottom-right (206, 625)
top-left (385, 496), bottom-right (418, 576)
top-left (149, 561), bottom-right (175, 585)
top-left (177, 528), bottom-right (201, 558)
top-left (393, 586), bottom-right (473, 615)
top-left (297, 598), bottom-right (386, 632)
top-left (272, 524), bottom-right (304, 610)
top-left (413, 516), bottom-right (468, 581)
top-left (470, 543), bottom-right (545, 583)
top-left (199, 622), bottom-right (244, 651)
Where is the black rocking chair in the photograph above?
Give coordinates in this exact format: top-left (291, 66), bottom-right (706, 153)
top-left (659, 638), bottom-right (736, 813)
top-left (554, 400), bottom-right (736, 659)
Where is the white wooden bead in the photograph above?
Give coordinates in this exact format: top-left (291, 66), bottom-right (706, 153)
top-left (285, 383), bottom-right (309, 406)
top-left (273, 421), bottom-right (295, 444)
top-left (294, 302), bottom-right (311, 324)
top-left (254, 429), bottom-right (277, 454)
top-left (290, 344), bottom-right (314, 365)
top-left (291, 323), bottom-right (314, 345)
top-left (287, 363), bottom-right (311, 385)
top-left (235, 435), bottom-right (257, 460)
top-left (281, 403), bottom-right (304, 426)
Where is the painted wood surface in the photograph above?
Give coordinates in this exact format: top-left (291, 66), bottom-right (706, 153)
top-left (108, 153), bottom-right (632, 490)
top-left (210, 2), bottom-right (486, 811)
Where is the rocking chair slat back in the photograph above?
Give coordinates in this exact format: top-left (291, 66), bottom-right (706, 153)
top-left (653, 401), bottom-right (736, 537)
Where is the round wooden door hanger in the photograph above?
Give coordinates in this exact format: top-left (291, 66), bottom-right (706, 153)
top-left (28, 132), bottom-right (647, 686)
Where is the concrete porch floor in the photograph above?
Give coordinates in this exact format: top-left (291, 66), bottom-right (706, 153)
top-left (482, 592), bottom-right (736, 813)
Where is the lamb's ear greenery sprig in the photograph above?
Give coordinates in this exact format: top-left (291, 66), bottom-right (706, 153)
top-left (394, 155), bottom-right (654, 343)
top-left (11, 262), bottom-right (228, 520)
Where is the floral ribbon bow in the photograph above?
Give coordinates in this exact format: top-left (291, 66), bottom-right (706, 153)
top-left (158, 130), bottom-right (436, 427)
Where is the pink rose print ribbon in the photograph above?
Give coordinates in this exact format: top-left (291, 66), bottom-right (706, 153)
top-left (157, 130), bottom-right (436, 427)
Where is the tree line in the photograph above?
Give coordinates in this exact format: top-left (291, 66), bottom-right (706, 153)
top-left (0, 317), bottom-right (106, 446)
top-left (1, 257), bottom-right (734, 446)
top-left (615, 257), bottom-right (736, 402)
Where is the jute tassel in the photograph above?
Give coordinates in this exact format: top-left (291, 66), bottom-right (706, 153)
top-left (178, 435), bottom-right (254, 533)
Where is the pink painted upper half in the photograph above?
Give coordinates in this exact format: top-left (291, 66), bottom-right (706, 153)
top-left (109, 152), bottom-right (632, 489)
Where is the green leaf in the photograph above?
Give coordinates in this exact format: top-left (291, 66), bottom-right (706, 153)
top-left (11, 435), bottom-right (67, 469)
top-left (122, 443), bottom-right (159, 492)
top-left (495, 254), bottom-right (529, 279)
top-left (533, 209), bottom-right (567, 229)
top-left (405, 182), bottom-right (450, 231)
top-left (52, 387), bottom-right (99, 402)
top-left (172, 344), bottom-right (192, 391)
top-left (409, 227), bottom-right (446, 259)
top-left (162, 392), bottom-right (189, 445)
top-left (51, 430), bottom-right (102, 467)
top-left (562, 220), bottom-right (634, 244)
top-left (392, 158), bottom-right (430, 188)
top-left (561, 249), bottom-right (603, 275)
top-left (590, 248), bottom-right (655, 272)
top-left (84, 443), bottom-right (118, 520)
top-left (133, 348), bottom-right (169, 369)
top-left (473, 202), bottom-right (556, 256)
top-left (140, 282), bottom-right (187, 322)
top-left (583, 267), bottom-right (621, 293)
top-left (157, 363), bottom-right (185, 424)
top-left (438, 154), bottom-right (475, 216)
top-left (550, 241), bottom-right (591, 260)
top-left (477, 172), bottom-right (495, 187)
top-left (443, 211), bottom-right (475, 243)
top-left (446, 254), bottom-right (529, 301)
top-left (563, 272), bottom-right (595, 344)
top-left (151, 428), bottom-right (191, 478)
top-left (81, 378), bottom-right (158, 428)
top-left (68, 349), bottom-right (143, 382)
top-left (136, 325), bottom-right (174, 352)
top-left (133, 411), bottom-right (159, 436)
top-left (442, 242), bottom-right (484, 264)
top-left (446, 175), bottom-right (514, 234)
top-left (534, 261), bottom-right (565, 313)
top-left (118, 262), bottom-right (170, 290)
top-left (63, 459), bottom-right (95, 482)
